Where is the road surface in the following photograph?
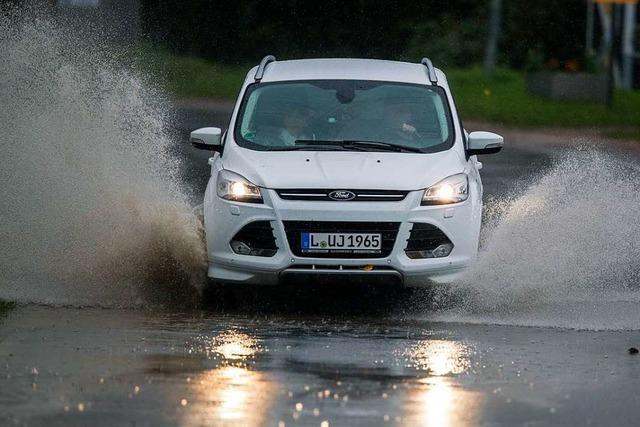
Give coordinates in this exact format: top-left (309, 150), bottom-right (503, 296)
top-left (1, 103), bottom-right (639, 426)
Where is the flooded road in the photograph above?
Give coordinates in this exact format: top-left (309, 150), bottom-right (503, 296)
top-left (2, 306), bottom-right (640, 426)
top-left (2, 103), bottom-right (640, 426)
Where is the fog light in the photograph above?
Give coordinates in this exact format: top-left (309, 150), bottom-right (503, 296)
top-left (432, 243), bottom-right (454, 258)
top-left (406, 243), bottom-right (454, 259)
top-left (230, 240), bottom-right (252, 255)
top-left (405, 250), bottom-right (435, 259)
top-left (230, 240), bottom-right (277, 257)
top-left (250, 248), bottom-right (277, 257)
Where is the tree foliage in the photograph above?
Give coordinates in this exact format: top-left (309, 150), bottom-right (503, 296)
top-left (141, 0), bottom-right (587, 69)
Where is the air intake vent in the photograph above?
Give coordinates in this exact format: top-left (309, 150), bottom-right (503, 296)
top-left (230, 221), bottom-right (278, 257)
top-left (405, 223), bottom-right (453, 259)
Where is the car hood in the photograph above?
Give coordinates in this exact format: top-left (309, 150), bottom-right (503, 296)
top-left (222, 147), bottom-right (465, 191)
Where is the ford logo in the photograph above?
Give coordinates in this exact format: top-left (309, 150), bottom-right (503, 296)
top-left (328, 190), bottom-right (356, 201)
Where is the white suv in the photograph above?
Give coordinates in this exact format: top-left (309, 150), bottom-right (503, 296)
top-left (191, 56), bottom-right (503, 287)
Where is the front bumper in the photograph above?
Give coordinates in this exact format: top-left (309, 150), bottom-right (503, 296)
top-left (204, 188), bottom-right (481, 287)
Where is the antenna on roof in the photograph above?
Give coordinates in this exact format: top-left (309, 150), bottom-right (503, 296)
top-left (255, 55), bottom-right (276, 82)
top-left (420, 58), bottom-right (438, 84)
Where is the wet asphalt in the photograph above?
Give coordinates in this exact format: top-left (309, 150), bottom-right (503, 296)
top-left (1, 105), bottom-right (639, 426)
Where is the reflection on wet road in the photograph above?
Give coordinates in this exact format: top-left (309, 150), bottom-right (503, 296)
top-left (179, 331), bottom-right (275, 426)
top-left (3, 306), bottom-right (640, 426)
top-left (4, 105), bottom-right (640, 426)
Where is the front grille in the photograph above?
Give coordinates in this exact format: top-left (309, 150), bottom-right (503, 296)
top-left (276, 189), bottom-right (408, 202)
top-left (404, 223), bottom-right (452, 259)
top-left (283, 221), bottom-right (400, 258)
top-left (230, 221), bottom-right (278, 257)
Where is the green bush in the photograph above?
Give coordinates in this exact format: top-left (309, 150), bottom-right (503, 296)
top-left (401, 19), bottom-right (485, 68)
top-left (0, 300), bottom-right (15, 314)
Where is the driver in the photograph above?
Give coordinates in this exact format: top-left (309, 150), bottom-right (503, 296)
top-left (382, 101), bottom-right (421, 143)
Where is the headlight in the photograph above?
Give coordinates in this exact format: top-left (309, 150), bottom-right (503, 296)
top-left (421, 173), bottom-right (469, 205)
top-left (217, 170), bottom-right (263, 203)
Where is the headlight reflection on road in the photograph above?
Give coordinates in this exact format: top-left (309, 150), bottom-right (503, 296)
top-left (180, 330), bottom-right (275, 427)
top-left (408, 376), bottom-right (482, 427)
top-left (181, 366), bottom-right (275, 426)
top-left (401, 340), bottom-right (482, 427)
top-left (210, 330), bottom-right (259, 361)
top-left (404, 339), bottom-right (471, 376)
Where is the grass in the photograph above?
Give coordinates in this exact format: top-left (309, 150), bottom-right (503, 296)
top-left (130, 43), bottom-right (248, 99)
top-left (447, 68), bottom-right (640, 130)
top-left (131, 44), bottom-right (640, 134)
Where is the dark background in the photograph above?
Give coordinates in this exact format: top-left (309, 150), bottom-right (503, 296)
top-left (141, 0), bottom-right (587, 69)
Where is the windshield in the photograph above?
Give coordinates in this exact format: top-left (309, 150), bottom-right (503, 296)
top-left (234, 80), bottom-right (454, 153)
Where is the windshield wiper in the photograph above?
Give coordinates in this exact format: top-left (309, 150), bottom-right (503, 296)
top-left (293, 139), bottom-right (423, 153)
top-left (268, 142), bottom-right (353, 151)
top-left (290, 140), bottom-right (368, 151)
top-left (342, 140), bottom-right (424, 153)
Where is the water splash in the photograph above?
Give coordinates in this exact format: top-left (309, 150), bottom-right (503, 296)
top-left (429, 147), bottom-right (640, 330)
top-left (0, 10), bottom-right (207, 307)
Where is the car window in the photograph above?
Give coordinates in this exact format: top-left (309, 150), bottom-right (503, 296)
top-left (235, 80), bottom-right (454, 153)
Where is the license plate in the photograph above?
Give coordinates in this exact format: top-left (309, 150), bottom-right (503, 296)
top-left (301, 232), bottom-right (382, 253)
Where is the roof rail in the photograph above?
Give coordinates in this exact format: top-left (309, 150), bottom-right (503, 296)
top-left (254, 55), bottom-right (276, 82)
top-left (420, 57), bottom-right (438, 84)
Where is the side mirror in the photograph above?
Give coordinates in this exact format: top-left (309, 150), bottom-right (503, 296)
top-left (467, 131), bottom-right (503, 155)
top-left (190, 127), bottom-right (222, 151)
